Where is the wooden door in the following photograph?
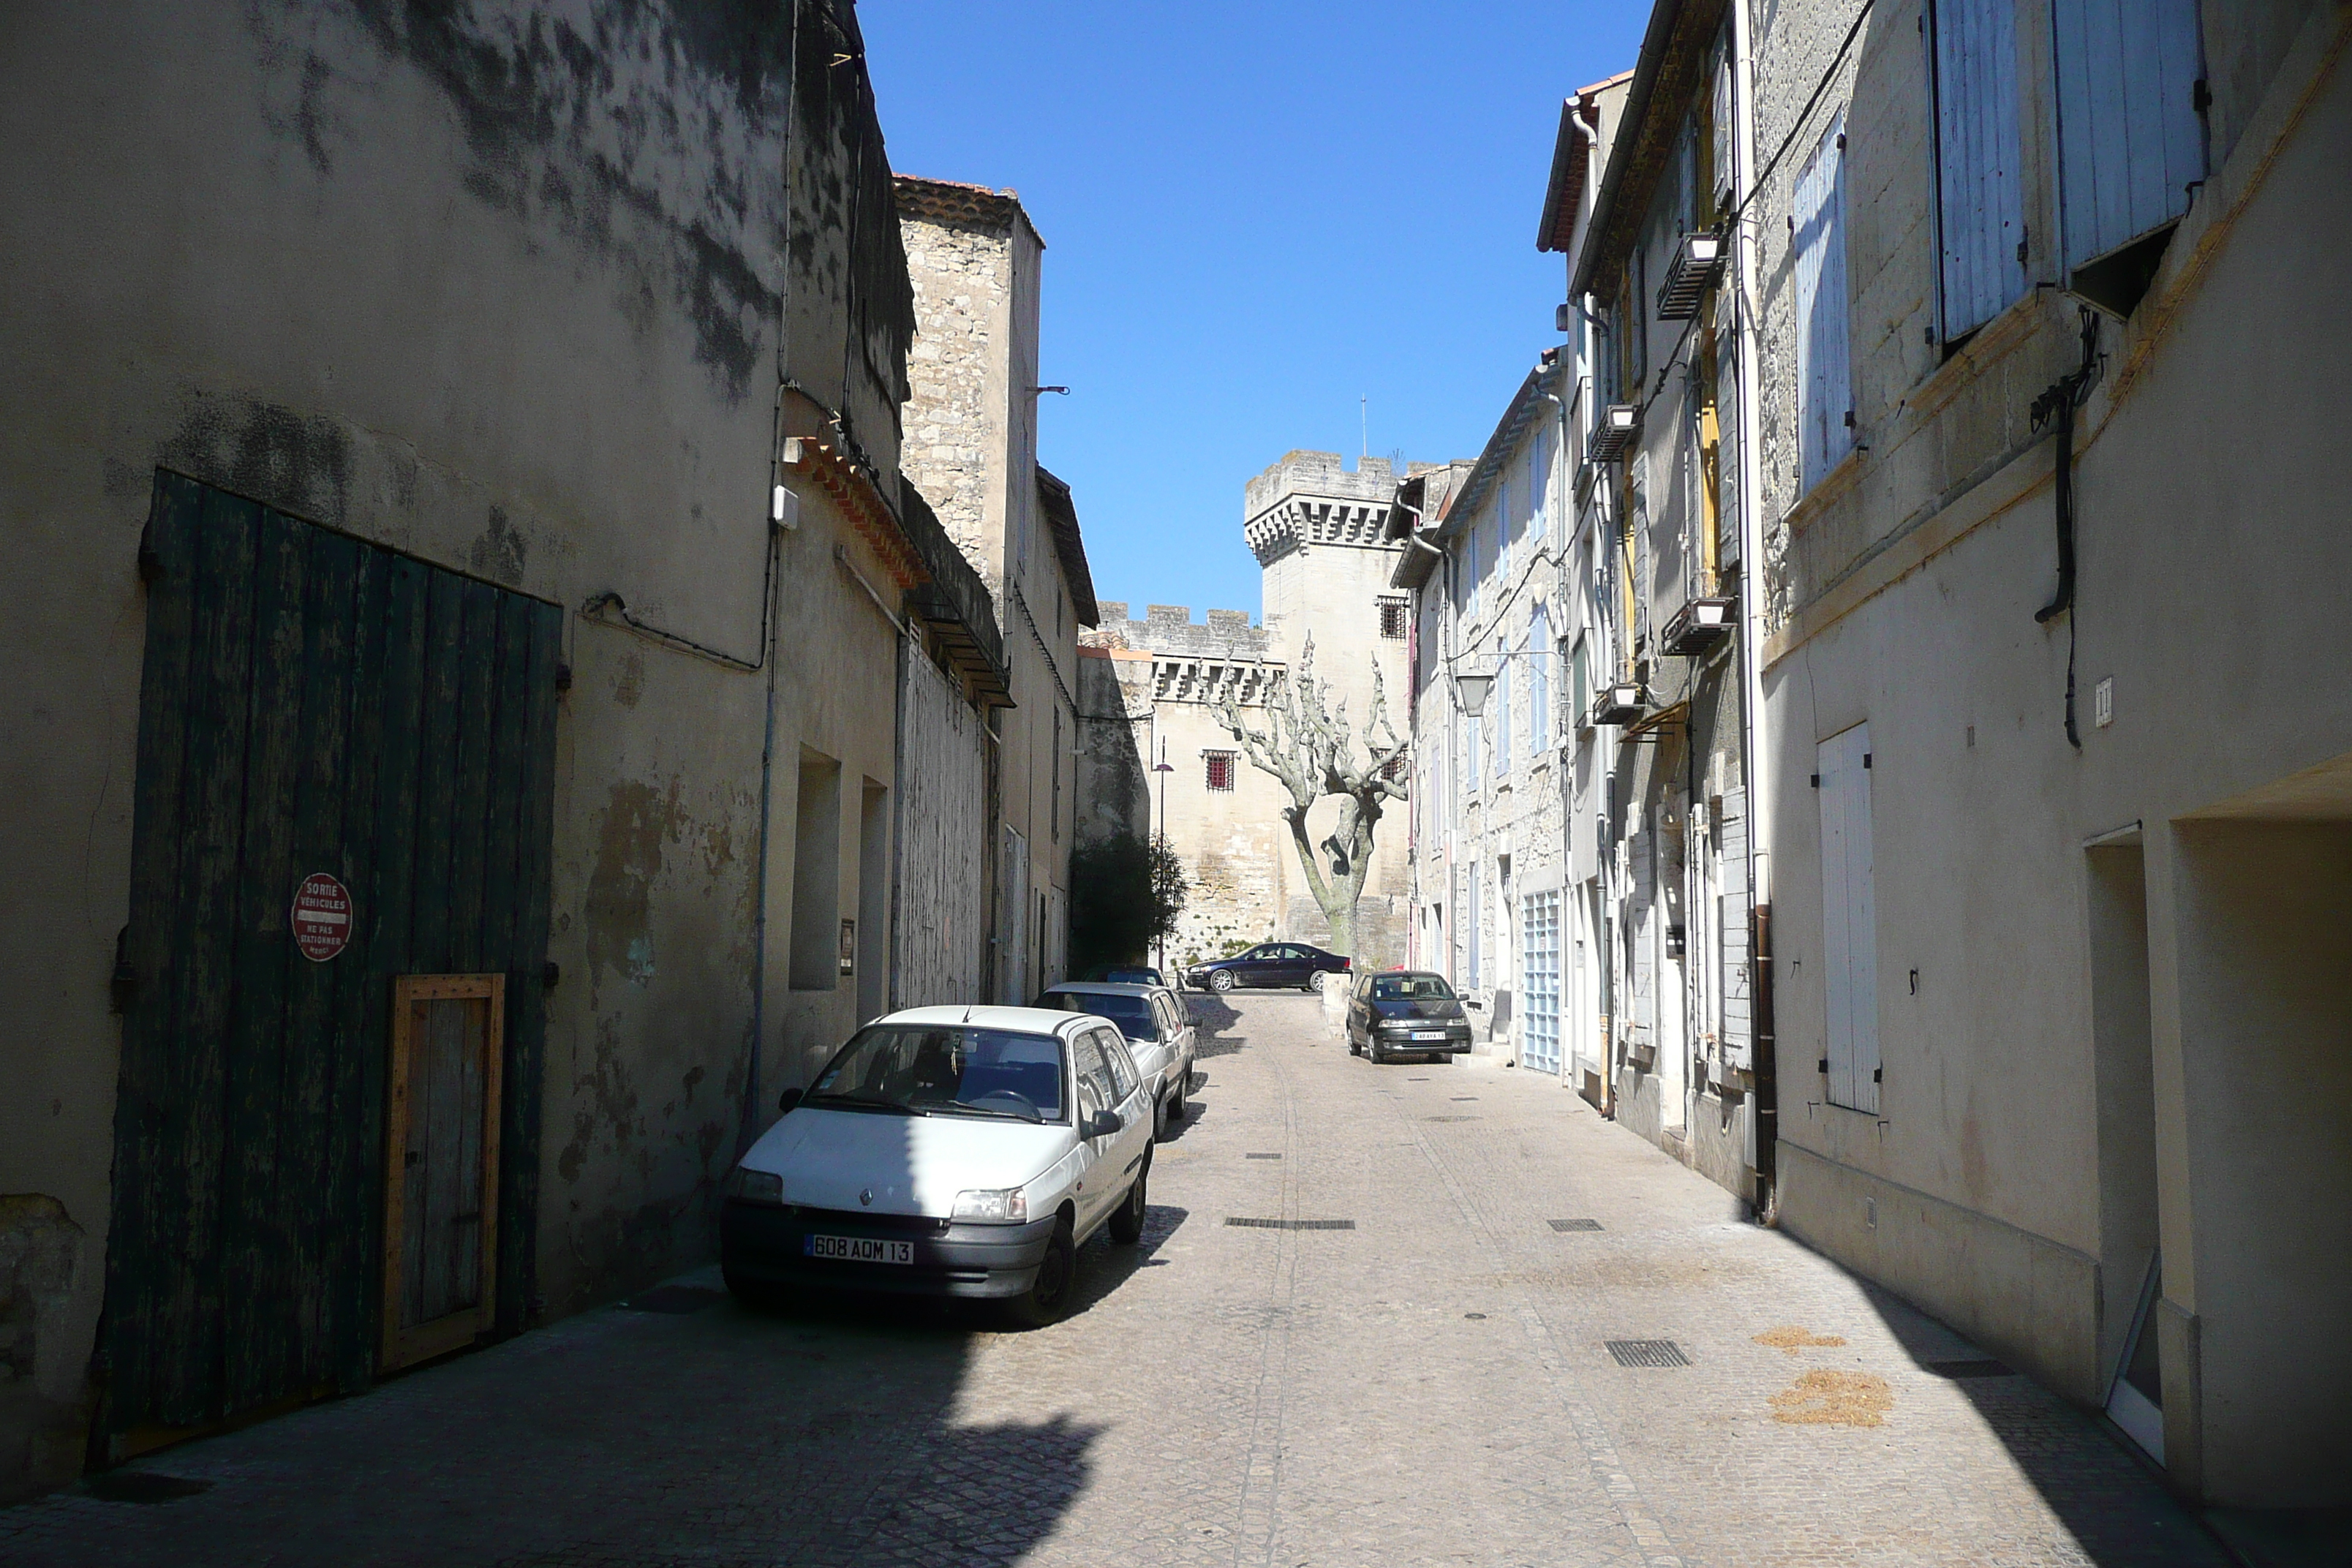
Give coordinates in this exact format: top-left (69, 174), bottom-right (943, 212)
top-left (382, 976), bottom-right (504, 1369)
top-left (102, 472), bottom-right (560, 1452)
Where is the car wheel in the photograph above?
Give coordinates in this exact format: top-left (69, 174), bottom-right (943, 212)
top-left (1209, 970), bottom-right (1235, 993)
top-left (1168, 1073), bottom-right (1187, 1124)
top-left (1368, 1035), bottom-right (1384, 1065)
top-left (1109, 1164), bottom-right (1148, 1245)
top-left (1003, 1220), bottom-right (1075, 1329)
top-left (723, 1266), bottom-right (785, 1312)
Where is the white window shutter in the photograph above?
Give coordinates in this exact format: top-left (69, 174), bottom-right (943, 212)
top-left (1793, 116), bottom-right (1855, 493)
top-left (1719, 788), bottom-right (1752, 1068)
top-left (1817, 723), bottom-right (1879, 1112)
top-left (2054, 0), bottom-right (2206, 271)
top-left (1933, 0), bottom-right (2029, 337)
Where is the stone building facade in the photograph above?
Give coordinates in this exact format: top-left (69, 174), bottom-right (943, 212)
top-left (1739, 0), bottom-right (2352, 1506)
top-left (1084, 451), bottom-right (1418, 970)
top-left (0, 0), bottom-right (1017, 1499)
top-left (897, 176), bottom-right (1098, 1006)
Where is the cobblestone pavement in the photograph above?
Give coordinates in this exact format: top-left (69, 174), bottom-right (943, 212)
top-left (3, 994), bottom-right (2230, 1567)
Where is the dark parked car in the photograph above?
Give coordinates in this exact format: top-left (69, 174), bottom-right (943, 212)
top-left (1346, 970), bottom-right (1473, 1062)
top-left (1184, 943), bottom-right (1352, 994)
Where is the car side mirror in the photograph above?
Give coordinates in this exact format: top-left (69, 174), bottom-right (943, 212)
top-left (777, 1087), bottom-right (803, 1115)
top-left (1085, 1109), bottom-right (1122, 1139)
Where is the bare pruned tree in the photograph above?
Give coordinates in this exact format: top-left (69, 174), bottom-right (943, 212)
top-left (1213, 634), bottom-right (1408, 959)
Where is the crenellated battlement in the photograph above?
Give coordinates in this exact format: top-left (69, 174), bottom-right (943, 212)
top-left (1243, 450), bottom-right (1399, 516)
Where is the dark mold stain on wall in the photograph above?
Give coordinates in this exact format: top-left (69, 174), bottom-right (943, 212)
top-left (307, 0), bottom-right (811, 403)
top-left (159, 391), bottom-right (355, 526)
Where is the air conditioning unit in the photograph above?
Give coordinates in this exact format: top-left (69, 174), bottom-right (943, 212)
top-left (1660, 595), bottom-right (1736, 655)
top-left (1655, 232), bottom-right (1727, 320)
top-left (1586, 403), bottom-right (1641, 464)
top-left (1590, 682), bottom-right (1645, 727)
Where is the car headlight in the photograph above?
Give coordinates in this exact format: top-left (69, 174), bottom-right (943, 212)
top-left (951, 1187), bottom-right (1028, 1223)
top-left (726, 1166), bottom-right (783, 1205)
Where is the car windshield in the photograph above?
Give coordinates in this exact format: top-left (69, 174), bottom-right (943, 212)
top-left (807, 1026), bottom-right (1066, 1123)
top-left (1037, 991), bottom-right (1160, 1041)
top-left (1372, 975), bottom-right (1456, 1002)
top-left (1104, 967), bottom-right (1161, 984)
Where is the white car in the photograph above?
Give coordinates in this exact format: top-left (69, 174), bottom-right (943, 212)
top-left (721, 1006), bottom-right (1156, 1327)
top-left (1034, 981), bottom-right (1196, 1138)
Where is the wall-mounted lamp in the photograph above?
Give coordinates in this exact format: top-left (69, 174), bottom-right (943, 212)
top-left (1028, 385), bottom-right (1070, 396)
top-left (1452, 671), bottom-right (1494, 717)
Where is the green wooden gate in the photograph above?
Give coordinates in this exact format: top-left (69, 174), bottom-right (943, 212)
top-left (101, 472), bottom-right (561, 1444)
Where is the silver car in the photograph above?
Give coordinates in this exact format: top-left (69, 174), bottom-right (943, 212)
top-left (1035, 981), bottom-right (1197, 1138)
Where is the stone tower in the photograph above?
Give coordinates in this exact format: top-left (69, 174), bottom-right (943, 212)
top-left (1243, 451), bottom-right (1415, 962)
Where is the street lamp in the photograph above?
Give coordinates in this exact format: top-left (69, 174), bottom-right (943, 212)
top-left (1151, 739), bottom-right (1175, 979)
top-left (1452, 670), bottom-right (1495, 717)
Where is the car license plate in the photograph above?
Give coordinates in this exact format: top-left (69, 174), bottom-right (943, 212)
top-left (805, 1235), bottom-right (913, 1264)
top-left (1412, 1030), bottom-right (1447, 1041)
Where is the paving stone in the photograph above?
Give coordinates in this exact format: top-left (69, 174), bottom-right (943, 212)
top-left (0, 995), bottom-right (2229, 1566)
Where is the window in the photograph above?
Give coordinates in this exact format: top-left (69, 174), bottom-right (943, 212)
top-left (1382, 753), bottom-right (1406, 783)
top-left (1098, 1029), bottom-right (1140, 1101)
top-left (790, 751), bottom-right (843, 990)
top-left (1071, 1030), bottom-right (1115, 1116)
top-left (1529, 426), bottom-right (1549, 541)
top-left (2052, 0), bottom-right (2204, 291)
top-left (1051, 709), bottom-right (1062, 843)
top-left (1521, 889), bottom-right (1562, 1075)
top-left (1529, 603), bottom-right (1552, 753)
top-left (1793, 114), bottom-right (1854, 491)
top-left (1496, 641), bottom-right (1512, 777)
top-left (1205, 751), bottom-right (1235, 791)
top-left (1468, 860), bottom-right (1483, 990)
top-left (1931, 0), bottom-right (2028, 339)
top-left (1466, 519), bottom-right (1482, 623)
top-left (1817, 723), bottom-right (1879, 1112)
top-left (1499, 475), bottom-right (1514, 549)
top-left (1379, 600), bottom-right (1408, 639)
top-left (1571, 634), bottom-right (1590, 729)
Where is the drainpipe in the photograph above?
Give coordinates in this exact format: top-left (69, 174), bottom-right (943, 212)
top-left (742, 0), bottom-right (802, 1159)
top-left (1729, 0), bottom-right (1777, 1199)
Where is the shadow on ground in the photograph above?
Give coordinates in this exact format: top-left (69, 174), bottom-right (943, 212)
top-left (6, 1275), bottom-right (1109, 1568)
top-left (1850, 1278), bottom-right (2234, 1567)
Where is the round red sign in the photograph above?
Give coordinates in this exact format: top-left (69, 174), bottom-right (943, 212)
top-left (292, 872), bottom-right (354, 962)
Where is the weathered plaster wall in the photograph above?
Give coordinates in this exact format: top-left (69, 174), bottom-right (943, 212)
top-left (1751, 0), bottom-right (2352, 1469)
top-left (0, 0), bottom-right (914, 1493)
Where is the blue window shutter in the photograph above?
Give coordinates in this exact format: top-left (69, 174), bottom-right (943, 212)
top-left (1793, 116), bottom-right (1854, 492)
top-left (1933, 0), bottom-right (2027, 336)
top-left (2054, 0), bottom-right (2205, 270)
top-left (1497, 649), bottom-right (1511, 775)
top-left (1529, 603), bottom-right (1551, 751)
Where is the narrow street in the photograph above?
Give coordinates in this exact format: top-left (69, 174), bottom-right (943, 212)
top-left (2, 995), bottom-right (2222, 1568)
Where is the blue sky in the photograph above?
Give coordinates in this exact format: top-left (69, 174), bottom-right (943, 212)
top-left (862, 2), bottom-right (1646, 625)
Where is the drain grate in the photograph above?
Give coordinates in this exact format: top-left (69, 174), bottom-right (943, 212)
top-left (1245, 1152), bottom-right (1282, 1160)
top-left (1925, 1358), bottom-right (2016, 1379)
top-left (1225, 1217), bottom-right (1355, 1230)
top-left (1423, 1115), bottom-right (1480, 1123)
top-left (1548, 1218), bottom-right (1605, 1233)
top-left (1407, 1077), bottom-right (1430, 1081)
top-left (1450, 1096), bottom-right (1479, 1101)
top-left (1605, 1339), bottom-right (1692, 1368)
top-left (623, 1285), bottom-right (725, 1314)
